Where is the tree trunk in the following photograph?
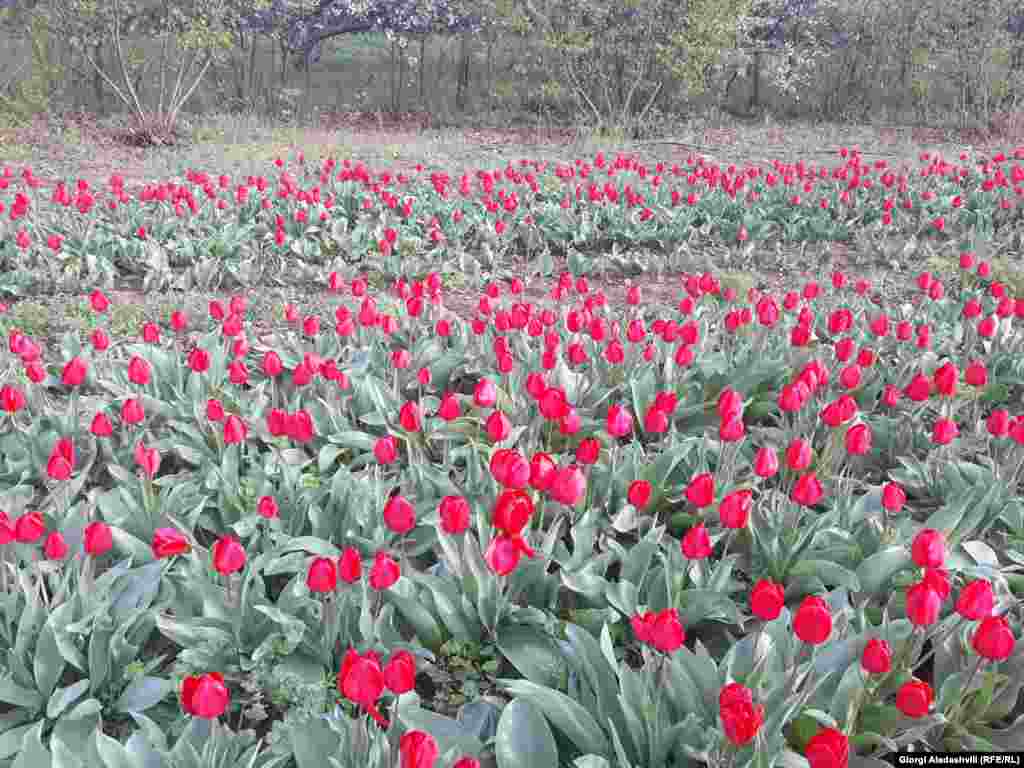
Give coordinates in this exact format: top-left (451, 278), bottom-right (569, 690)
top-left (419, 34), bottom-right (426, 105)
top-left (456, 33), bottom-right (470, 112)
top-left (94, 42), bottom-right (105, 115)
top-left (749, 50), bottom-right (761, 111)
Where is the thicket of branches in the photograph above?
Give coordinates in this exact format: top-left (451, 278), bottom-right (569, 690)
top-left (2, 0), bottom-right (1024, 138)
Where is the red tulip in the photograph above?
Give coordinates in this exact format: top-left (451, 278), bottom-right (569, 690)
top-left (956, 579), bottom-right (995, 620)
top-left (0, 385), bottom-right (25, 413)
top-left (753, 446), bottom-right (779, 478)
top-left (188, 348), bottom-right (210, 373)
top-left (373, 435), bottom-right (398, 464)
top-left (206, 399), bottom-right (225, 422)
top-left (881, 482), bottom-right (906, 513)
top-left (528, 452), bottom-right (557, 492)
top-left (719, 682), bottom-right (765, 746)
top-left (338, 649), bottom-right (387, 727)
top-left (988, 409), bottom-right (1011, 437)
top-left (650, 608), bottom-right (686, 653)
top-left (307, 557), bottom-right (337, 593)
top-left (384, 495), bottom-right (416, 535)
top-left (62, 357), bottom-right (88, 387)
top-left (785, 438), bottom-right (812, 471)
top-left (965, 361), bottom-right (988, 388)
top-left (398, 401), bottom-right (422, 433)
top-left (844, 423), bottom-right (872, 455)
top-left (575, 437), bottom-right (601, 465)
top-left (47, 437), bottom-right (75, 481)
top-left (485, 533), bottom-right (534, 575)
top-left (122, 398), bottom-right (145, 425)
top-left (212, 536), bottom-right (246, 575)
top-left (750, 579), bottom-right (785, 621)
top-left (83, 521), bottom-right (113, 556)
top-left (223, 414), bottom-right (247, 444)
top-left (861, 638), bottom-right (892, 675)
top-left (288, 410), bottom-right (315, 442)
top-left (681, 523), bottom-right (712, 560)
top-left (152, 527), bottom-right (190, 558)
top-left (793, 595), bottom-right (833, 645)
top-left (44, 530), bottom-right (68, 560)
top-left (805, 728), bottom-right (849, 768)
top-left (719, 490), bottom-right (752, 529)
top-left (89, 411), bottom-right (113, 437)
top-left (791, 472), bottom-right (824, 506)
top-left (932, 418), bottom-right (959, 445)
top-left (685, 472), bottom-right (715, 508)
top-left (90, 290), bottom-right (110, 312)
top-left (14, 511), bottom-right (45, 543)
top-left (134, 442), bottom-right (160, 478)
top-left (474, 378), bottom-right (497, 408)
top-left (439, 495), bottom-right (471, 534)
top-left (492, 489), bottom-right (534, 536)
top-left (181, 673), bottom-right (230, 719)
top-left (896, 680), bottom-right (934, 718)
top-left (438, 392), bottom-right (461, 420)
top-left (369, 552), bottom-right (400, 590)
top-left (933, 362), bottom-right (958, 397)
top-left (399, 730), bottom-right (439, 768)
top-left (627, 479), bottom-right (652, 508)
top-left (257, 495), bottom-right (279, 519)
top-left (339, 547), bottom-right (362, 583)
top-left (486, 410), bottom-right (512, 442)
top-left (127, 356), bottom-right (151, 386)
top-left (972, 616), bottom-right (1015, 661)
top-left (905, 581), bottom-right (942, 626)
top-left (383, 650), bottom-right (417, 694)
top-left (539, 387), bottom-right (569, 420)
top-left (910, 529), bottom-right (945, 568)
top-left (606, 404), bottom-right (633, 437)
top-left (549, 465), bottom-right (586, 506)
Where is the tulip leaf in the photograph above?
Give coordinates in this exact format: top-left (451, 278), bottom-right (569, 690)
top-left (855, 546), bottom-right (912, 595)
top-left (499, 678), bottom-right (610, 756)
top-left (384, 591), bottom-right (444, 651)
top-left (496, 623), bottom-right (564, 688)
top-left (0, 674), bottom-right (43, 709)
top-left (34, 622), bottom-right (65, 702)
top-left (495, 698), bottom-right (559, 768)
top-left (113, 675), bottom-right (173, 714)
top-left (399, 702), bottom-right (484, 757)
top-left (93, 731), bottom-right (136, 768)
top-left (788, 560), bottom-right (861, 592)
top-left (11, 721), bottom-right (50, 768)
top-left (47, 679), bottom-right (91, 720)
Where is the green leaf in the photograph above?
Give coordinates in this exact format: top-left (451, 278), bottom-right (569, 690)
top-left (495, 698), bottom-right (559, 768)
top-left (855, 546), bottom-right (912, 595)
top-left (47, 679), bottom-right (91, 720)
top-left (113, 676), bottom-right (173, 714)
top-left (12, 721), bottom-right (51, 768)
top-left (384, 591), bottom-right (444, 651)
top-left (93, 730), bottom-right (139, 768)
top-left (50, 737), bottom-right (85, 768)
top-left (0, 725), bottom-right (36, 760)
top-left (499, 678), bottom-right (610, 756)
top-left (398, 702), bottom-right (484, 757)
top-left (110, 527), bottom-right (154, 564)
top-left (0, 674), bottom-right (43, 709)
top-left (33, 623), bottom-right (65, 701)
top-left (789, 561), bottom-right (861, 592)
top-left (496, 624), bottom-right (564, 688)
top-left (415, 574), bottom-right (479, 642)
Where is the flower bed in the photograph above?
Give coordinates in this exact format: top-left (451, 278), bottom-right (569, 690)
top-left (0, 148), bottom-right (1022, 767)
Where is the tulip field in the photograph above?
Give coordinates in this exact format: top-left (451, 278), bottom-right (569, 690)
top-left (0, 142), bottom-right (1023, 768)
